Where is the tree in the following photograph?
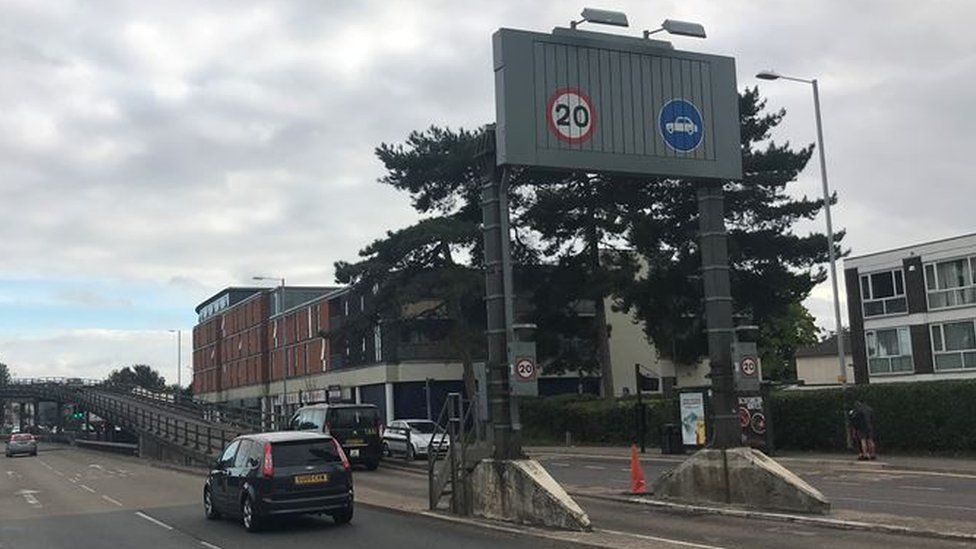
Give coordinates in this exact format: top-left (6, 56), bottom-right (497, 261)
top-left (0, 362), bottom-right (10, 386)
top-left (614, 87), bottom-right (841, 370)
top-left (334, 216), bottom-right (485, 398)
top-left (107, 364), bottom-right (166, 391)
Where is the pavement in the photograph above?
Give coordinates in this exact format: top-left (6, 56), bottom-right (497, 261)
top-left (3, 443), bottom-right (974, 548)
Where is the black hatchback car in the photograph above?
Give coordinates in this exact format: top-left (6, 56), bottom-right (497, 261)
top-left (204, 431), bottom-right (353, 532)
top-left (290, 404), bottom-right (382, 470)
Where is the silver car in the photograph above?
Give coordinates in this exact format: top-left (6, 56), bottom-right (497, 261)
top-left (382, 420), bottom-right (449, 461)
top-left (5, 433), bottom-right (38, 457)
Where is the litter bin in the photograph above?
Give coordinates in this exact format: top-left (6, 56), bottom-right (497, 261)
top-left (660, 423), bottom-right (684, 455)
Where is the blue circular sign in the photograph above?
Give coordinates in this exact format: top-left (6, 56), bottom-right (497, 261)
top-left (659, 99), bottom-right (704, 153)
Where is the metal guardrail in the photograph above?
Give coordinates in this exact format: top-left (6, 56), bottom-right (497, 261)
top-left (428, 393), bottom-right (483, 514)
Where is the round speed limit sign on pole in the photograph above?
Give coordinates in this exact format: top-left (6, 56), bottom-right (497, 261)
top-left (515, 358), bottom-right (536, 381)
top-left (546, 87), bottom-right (596, 144)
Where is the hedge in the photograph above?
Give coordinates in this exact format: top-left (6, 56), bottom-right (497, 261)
top-left (520, 394), bottom-right (675, 446)
top-left (771, 380), bottom-right (976, 453)
top-left (521, 379), bottom-right (976, 454)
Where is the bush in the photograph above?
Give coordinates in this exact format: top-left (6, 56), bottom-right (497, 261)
top-left (520, 395), bottom-right (675, 446)
top-left (771, 379), bottom-right (976, 453)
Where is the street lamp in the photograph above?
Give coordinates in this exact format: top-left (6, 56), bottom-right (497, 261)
top-left (643, 19), bottom-right (707, 39)
top-left (756, 70), bottom-right (848, 390)
top-left (570, 8), bottom-right (629, 29)
top-left (167, 329), bottom-right (182, 389)
top-left (253, 276), bottom-right (288, 418)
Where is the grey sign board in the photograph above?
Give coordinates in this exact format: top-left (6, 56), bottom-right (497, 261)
top-left (732, 341), bottom-right (761, 393)
top-left (493, 27), bottom-right (742, 179)
top-left (508, 341), bottom-right (538, 397)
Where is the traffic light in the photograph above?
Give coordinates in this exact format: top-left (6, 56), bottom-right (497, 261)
top-left (73, 411), bottom-right (84, 419)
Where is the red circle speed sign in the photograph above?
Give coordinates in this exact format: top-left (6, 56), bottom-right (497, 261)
top-left (515, 358), bottom-right (536, 380)
top-left (546, 87), bottom-right (596, 144)
top-left (740, 356), bottom-right (758, 377)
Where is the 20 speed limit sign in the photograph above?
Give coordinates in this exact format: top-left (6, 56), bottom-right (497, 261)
top-left (515, 358), bottom-right (537, 381)
top-left (546, 87), bottom-right (595, 144)
top-left (740, 356), bottom-right (758, 377)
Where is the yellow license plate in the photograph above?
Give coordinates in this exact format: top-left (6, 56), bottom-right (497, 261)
top-left (293, 473), bottom-right (329, 485)
top-left (345, 439), bottom-right (364, 446)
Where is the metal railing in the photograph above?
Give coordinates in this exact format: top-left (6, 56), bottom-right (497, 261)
top-left (2, 378), bottom-right (256, 462)
top-left (428, 392), bottom-right (484, 513)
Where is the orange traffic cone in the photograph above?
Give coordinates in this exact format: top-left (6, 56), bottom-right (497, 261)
top-left (630, 444), bottom-right (647, 494)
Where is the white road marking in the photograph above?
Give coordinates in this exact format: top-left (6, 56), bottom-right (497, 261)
top-left (135, 511), bottom-right (174, 530)
top-left (53, 470), bottom-right (64, 476)
top-left (619, 467), bottom-right (631, 472)
top-left (68, 478), bottom-right (77, 483)
top-left (79, 484), bottom-right (96, 493)
top-left (16, 489), bottom-right (42, 508)
top-left (898, 485), bottom-right (946, 492)
top-left (200, 542), bottom-right (222, 549)
top-left (101, 495), bottom-right (123, 507)
top-left (584, 465), bottom-right (606, 470)
top-left (597, 528), bottom-right (727, 549)
top-left (549, 462), bottom-right (570, 467)
top-left (37, 460), bottom-right (54, 470)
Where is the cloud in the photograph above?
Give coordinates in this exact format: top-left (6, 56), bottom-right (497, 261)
top-left (0, 329), bottom-right (188, 384)
top-left (1, 0), bottom-right (974, 372)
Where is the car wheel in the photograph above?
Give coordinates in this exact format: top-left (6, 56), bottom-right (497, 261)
top-left (204, 488), bottom-right (220, 520)
top-left (241, 495), bottom-right (261, 532)
top-left (332, 505), bottom-right (354, 525)
top-left (382, 442), bottom-right (391, 458)
top-left (405, 444), bottom-right (415, 461)
top-left (31, 451), bottom-right (37, 457)
top-left (364, 458), bottom-right (379, 471)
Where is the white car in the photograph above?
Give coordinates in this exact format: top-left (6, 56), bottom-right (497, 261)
top-left (666, 116), bottom-right (698, 135)
top-left (382, 419), bottom-right (450, 461)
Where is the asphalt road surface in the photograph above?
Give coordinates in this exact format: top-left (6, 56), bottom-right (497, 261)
top-left (532, 451), bottom-right (976, 523)
top-left (0, 444), bottom-right (576, 549)
top-left (3, 444), bottom-right (972, 549)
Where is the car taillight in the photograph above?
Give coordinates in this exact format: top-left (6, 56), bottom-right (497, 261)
top-left (378, 421), bottom-right (384, 438)
top-left (332, 438), bottom-right (350, 471)
top-left (262, 442), bottom-right (274, 477)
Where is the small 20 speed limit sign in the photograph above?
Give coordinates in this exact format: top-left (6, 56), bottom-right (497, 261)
top-left (515, 358), bottom-right (537, 381)
top-left (546, 87), bottom-right (596, 144)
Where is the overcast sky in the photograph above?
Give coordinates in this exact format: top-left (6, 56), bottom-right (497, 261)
top-left (1, 0), bottom-right (974, 382)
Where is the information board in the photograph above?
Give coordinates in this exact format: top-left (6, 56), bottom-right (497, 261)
top-left (493, 27), bottom-right (742, 179)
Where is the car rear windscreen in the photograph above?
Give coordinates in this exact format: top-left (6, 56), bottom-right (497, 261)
top-left (330, 407), bottom-right (379, 429)
top-left (272, 440), bottom-right (341, 467)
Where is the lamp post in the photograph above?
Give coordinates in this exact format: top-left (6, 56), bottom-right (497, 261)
top-left (755, 70), bottom-right (848, 389)
top-left (253, 276), bottom-right (287, 420)
top-left (167, 329), bottom-right (182, 389)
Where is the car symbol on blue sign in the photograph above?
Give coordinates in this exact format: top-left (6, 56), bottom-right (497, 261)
top-left (659, 99), bottom-right (704, 153)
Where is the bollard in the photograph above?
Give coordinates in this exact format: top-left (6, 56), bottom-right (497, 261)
top-left (565, 431), bottom-right (572, 447)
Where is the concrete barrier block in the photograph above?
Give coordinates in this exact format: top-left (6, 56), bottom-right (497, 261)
top-left (652, 448), bottom-right (830, 514)
top-left (470, 459), bottom-right (591, 531)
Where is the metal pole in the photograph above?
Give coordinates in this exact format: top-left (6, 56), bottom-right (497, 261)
top-left (425, 378), bottom-right (433, 421)
top-left (177, 329), bottom-right (182, 389)
top-left (479, 126), bottom-right (519, 459)
top-left (280, 278), bottom-right (288, 419)
top-left (697, 181), bottom-right (740, 448)
top-left (811, 80), bottom-right (847, 389)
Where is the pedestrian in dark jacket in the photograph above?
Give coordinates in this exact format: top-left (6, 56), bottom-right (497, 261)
top-left (848, 401), bottom-right (877, 460)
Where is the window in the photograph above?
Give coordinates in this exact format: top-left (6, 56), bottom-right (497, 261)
top-left (931, 320), bottom-right (976, 370)
top-left (925, 256), bottom-right (976, 309)
top-left (865, 327), bottom-right (913, 374)
top-left (860, 269), bottom-right (907, 317)
top-left (218, 440), bottom-right (241, 468)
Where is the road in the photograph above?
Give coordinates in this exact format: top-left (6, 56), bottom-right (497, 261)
top-left (2, 444), bottom-right (972, 548)
top-left (531, 450), bottom-right (976, 524)
top-left (0, 444), bottom-right (576, 549)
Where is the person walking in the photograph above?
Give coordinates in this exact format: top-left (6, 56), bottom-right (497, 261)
top-left (848, 401), bottom-right (877, 460)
